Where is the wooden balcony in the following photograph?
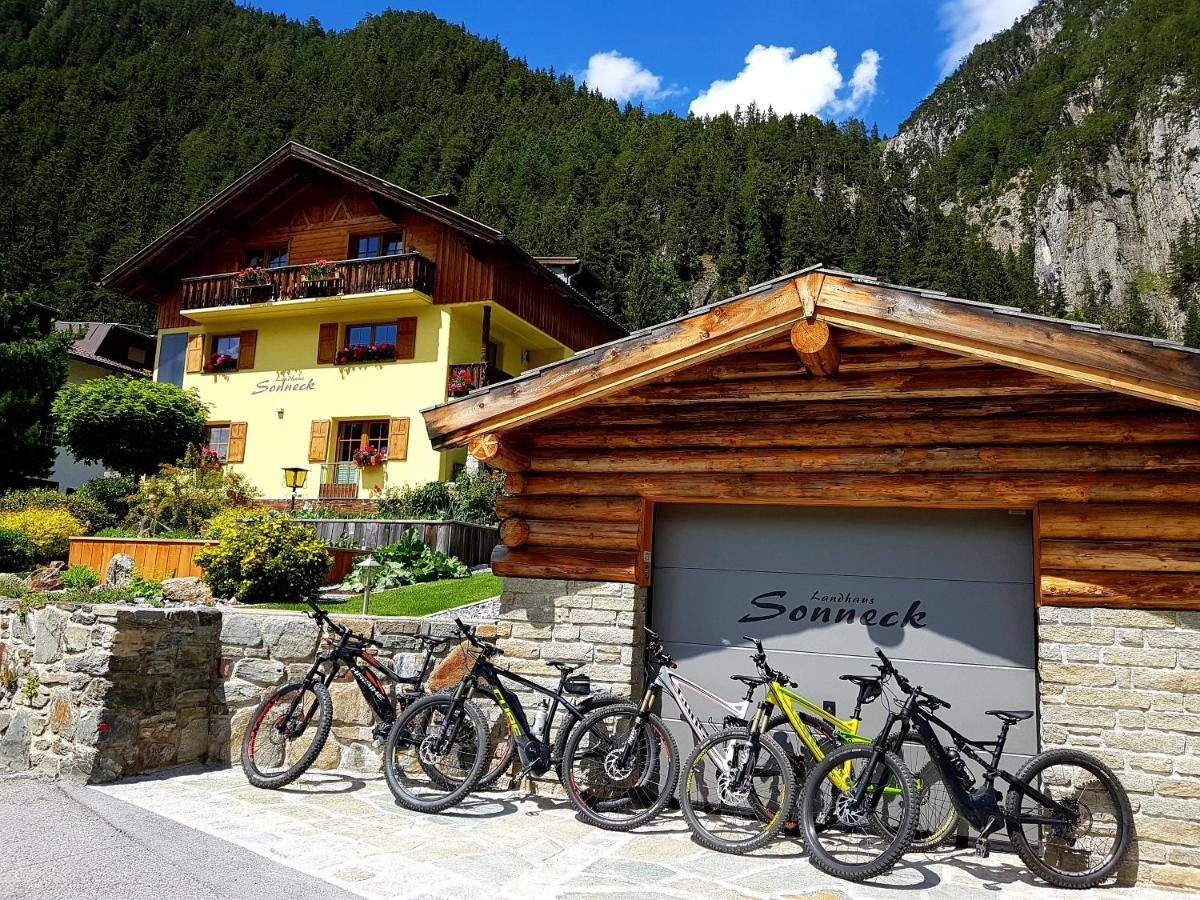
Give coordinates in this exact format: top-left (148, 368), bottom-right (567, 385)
top-left (318, 462), bottom-right (359, 500)
top-left (447, 362), bottom-right (513, 397)
top-left (180, 252), bottom-right (435, 314)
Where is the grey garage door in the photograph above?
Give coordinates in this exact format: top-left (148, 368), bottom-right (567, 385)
top-left (650, 504), bottom-right (1038, 762)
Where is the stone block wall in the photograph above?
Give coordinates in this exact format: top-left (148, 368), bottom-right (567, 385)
top-left (0, 600), bottom-right (220, 782)
top-left (1038, 606), bottom-right (1200, 891)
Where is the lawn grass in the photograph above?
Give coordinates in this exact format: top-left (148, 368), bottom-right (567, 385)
top-left (256, 572), bottom-right (502, 618)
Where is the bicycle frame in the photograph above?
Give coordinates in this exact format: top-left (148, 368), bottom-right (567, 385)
top-left (648, 665), bottom-right (759, 741)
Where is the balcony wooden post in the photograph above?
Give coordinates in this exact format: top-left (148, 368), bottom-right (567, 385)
top-left (480, 305), bottom-right (492, 378)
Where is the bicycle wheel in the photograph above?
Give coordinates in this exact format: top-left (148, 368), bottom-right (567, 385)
top-left (436, 684), bottom-right (516, 790)
top-left (799, 744), bottom-right (917, 881)
top-left (241, 680), bottom-right (332, 789)
top-left (562, 703), bottom-right (679, 831)
top-left (880, 737), bottom-right (959, 851)
top-left (551, 691), bottom-right (624, 781)
top-left (680, 727), bottom-right (796, 854)
top-left (383, 693), bottom-right (488, 813)
top-left (1005, 748), bottom-right (1133, 889)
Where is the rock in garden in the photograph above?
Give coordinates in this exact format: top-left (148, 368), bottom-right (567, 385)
top-left (24, 562), bottom-right (66, 593)
top-left (104, 554), bottom-right (135, 588)
top-left (160, 577), bottom-right (212, 605)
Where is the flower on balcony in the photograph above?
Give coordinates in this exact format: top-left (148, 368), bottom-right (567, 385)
top-left (197, 447), bottom-right (223, 470)
top-left (233, 266), bottom-right (270, 286)
top-left (303, 258), bottom-right (338, 280)
top-left (448, 366), bottom-right (475, 395)
top-left (336, 343), bottom-right (396, 365)
top-left (205, 352), bottom-right (238, 372)
top-left (353, 444), bottom-right (387, 468)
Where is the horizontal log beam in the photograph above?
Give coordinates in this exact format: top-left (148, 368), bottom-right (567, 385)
top-left (790, 319), bottom-right (840, 376)
top-left (502, 471), bottom-right (527, 494)
top-left (1039, 503), bottom-right (1200, 541)
top-left (498, 518), bottom-right (530, 547)
top-left (1040, 570), bottom-right (1200, 610)
top-left (1040, 540), bottom-right (1200, 573)
top-left (496, 495), bottom-right (642, 522)
top-left (491, 545), bottom-right (638, 583)
top-left (670, 347), bottom-right (977, 382)
top-left (600, 367), bottom-right (1081, 405)
top-left (527, 413), bottom-right (1200, 451)
top-left (505, 520), bottom-right (640, 551)
top-left (753, 329), bottom-right (904, 352)
top-left (468, 433), bottom-right (530, 472)
top-left (520, 472), bottom-right (1200, 504)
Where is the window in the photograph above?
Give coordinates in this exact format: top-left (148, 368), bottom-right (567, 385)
top-left (345, 322), bottom-right (398, 347)
top-left (205, 424), bottom-right (231, 461)
top-left (212, 334), bottom-right (240, 359)
top-left (157, 333), bottom-right (188, 386)
top-left (335, 420), bottom-right (390, 462)
top-left (127, 346), bottom-right (147, 365)
top-left (245, 246), bottom-right (288, 268)
top-left (351, 232), bottom-right (405, 259)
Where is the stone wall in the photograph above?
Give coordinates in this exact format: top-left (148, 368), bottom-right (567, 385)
top-left (0, 599), bottom-right (219, 782)
top-left (1038, 606), bottom-right (1200, 891)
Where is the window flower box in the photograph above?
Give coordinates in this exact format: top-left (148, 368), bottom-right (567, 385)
top-left (353, 444), bottom-right (387, 468)
top-left (232, 281), bottom-right (273, 303)
top-left (197, 447), bottom-right (223, 470)
top-left (448, 366), bottom-right (475, 397)
top-left (205, 352), bottom-right (238, 373)
top-left (336, 343), bottom-right (396, 365)
top-left (301, 259), bottom-right (342, 297)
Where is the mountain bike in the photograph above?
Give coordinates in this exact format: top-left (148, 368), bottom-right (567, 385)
top-left (799, 649), bottom-right (1133, 886)
top-left (382, 618), bottom-right (622, 812)
top-left (241, 597), bottom-right (451, 789)
top-left (678, 638), bottom-right (952, 855)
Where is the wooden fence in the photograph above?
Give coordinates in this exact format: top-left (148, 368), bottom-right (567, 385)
top-left (68, 537), bottom-right (366, 586)
top-left (299, 519), bottom-right (499, 567)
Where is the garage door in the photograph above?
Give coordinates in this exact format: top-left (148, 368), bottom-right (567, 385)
top-left (650, 504), bottom-right (1038, 763)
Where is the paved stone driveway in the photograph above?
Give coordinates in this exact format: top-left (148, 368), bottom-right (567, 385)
top-left (95, 766), bottom-right (1172, 900)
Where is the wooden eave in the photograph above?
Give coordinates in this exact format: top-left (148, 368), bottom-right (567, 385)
top-left (421, 267), bottom-right (1200, 450)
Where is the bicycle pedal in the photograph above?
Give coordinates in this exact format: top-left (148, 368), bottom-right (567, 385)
top-left (506, 765), bottom-right (535, 791)
top-left (974, 839), bottom-right (990, 859)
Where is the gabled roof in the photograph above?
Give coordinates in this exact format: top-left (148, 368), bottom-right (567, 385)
top-left (98, 142), bottom-right (623, 337)
top-left (57, 321), bottom-right (154, 376)
top-left (421, 266), bottom-right (1200, 449)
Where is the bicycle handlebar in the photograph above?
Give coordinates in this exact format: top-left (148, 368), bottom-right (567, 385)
top-left (454, 617), bottom-right (502, 656)
top-left (874, 647), bottom-right (951, 710)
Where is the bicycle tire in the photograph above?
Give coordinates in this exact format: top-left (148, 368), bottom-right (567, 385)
top-left (882, 736), bottom-right (959, 852)
top-left (1005, 748), bottom-right (1133, 889)
top-left (551, 691), bottom-right (625, 779)
top-left (561, 703), bottom-right (680, 831)
top-left (241, 680), bottom-right (332, 790)
top-left (383, 693), bottom-right (488, 813)
top-left (434, 684), bottom-right (517, 790)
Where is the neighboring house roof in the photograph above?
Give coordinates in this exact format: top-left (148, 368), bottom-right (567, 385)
top-left (421, 265), bottom-right (1200, 449)
top-left (57, 321), bottom-right (154, 377)
top-left (98, 141), bottom-right (624, 338)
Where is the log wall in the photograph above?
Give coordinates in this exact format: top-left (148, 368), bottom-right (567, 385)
top-left (486, 330), bottom-right (1200, 611)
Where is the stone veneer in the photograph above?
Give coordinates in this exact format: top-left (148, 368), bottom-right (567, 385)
top-left (1038, 606), bottom-right (1200, 891)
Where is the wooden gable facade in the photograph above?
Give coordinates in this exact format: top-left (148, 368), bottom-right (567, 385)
top-left (423, 269), bottom-right (1200, 611)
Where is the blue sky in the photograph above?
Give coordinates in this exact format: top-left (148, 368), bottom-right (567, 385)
top-left (255, 1), bottom-right (1037, 134)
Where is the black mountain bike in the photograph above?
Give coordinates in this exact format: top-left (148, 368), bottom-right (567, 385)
top-left (800, 648), bottom-right (1133, 887)
top-left (382, 618), bottom-right (621, 812)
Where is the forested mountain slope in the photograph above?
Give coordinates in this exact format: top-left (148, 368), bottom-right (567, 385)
top-left (0, 0), bottom-right (1196, 344)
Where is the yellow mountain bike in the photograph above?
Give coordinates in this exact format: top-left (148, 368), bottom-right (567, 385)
top-left (680, 638), bottom-right (957, 854)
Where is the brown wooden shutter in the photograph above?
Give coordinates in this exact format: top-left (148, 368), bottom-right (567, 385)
top-left (237, 330), bottom-right (257, 369)
top-left (395, 317), bottom-right (417, 359)
top-left (226, 423), bottom-right (247, 463)
top-left (388, 417), bottom-right (410, 461)
top-left (308, 420), bottom-right (331, 462)
top-left (317, 323), bottom-right (339, 364)
top-left (185, 334), bottom-right (205, 373)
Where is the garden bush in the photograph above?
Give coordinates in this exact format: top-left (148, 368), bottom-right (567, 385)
top-left (202, 505), bottom-right (270, 540)
top-left (86, 585), bottom-right (135, 605)
top-left (0, 573), bottom-right (26, 598)
top-left (0, 488), bottom-right (113, 533)
top-left (62, 564), bottom-right (100, 592)
top-left (450, 470), bottom-right (504, 525)
top-left (196, 516), bottom-right (330, 605)
top-left (339, 528), bottom-right (469, 592)
top-left (379, 480), bottom-right (453, 520)
top-left (129, 457), bottom-right (259, 535)
top-left (78, 475), bottom-right (138, 522)
top-left (0, 528), bottom-right (35, 572)
top-left (0, 507), bottom-right (84, 561)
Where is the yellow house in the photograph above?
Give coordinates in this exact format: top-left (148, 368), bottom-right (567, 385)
top-left (100, 143), bottom-right (624, 504)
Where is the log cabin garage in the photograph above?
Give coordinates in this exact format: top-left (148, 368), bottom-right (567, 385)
top-left (423, 266), bottom-right (1200, 888)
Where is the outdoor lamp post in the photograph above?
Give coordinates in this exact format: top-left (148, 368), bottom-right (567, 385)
top-left (282, 467), bottom-right (308, 512)
top-left (357, 556), bottom-right (381, 616)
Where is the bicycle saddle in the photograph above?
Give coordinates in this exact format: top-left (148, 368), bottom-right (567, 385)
top-left (546, 660), bottom-right (582, 673)
top-left (839, 674), bottom-right (881, 686)
top-left (985, 709), bottom-right (1033, 723)
top-left (414, 634), bottom-right (451, 647)
top-left (730, 674), bottom-right (770, 687)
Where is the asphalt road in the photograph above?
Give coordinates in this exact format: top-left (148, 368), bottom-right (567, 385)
top-left (0, 774), bottom-right (357, 900)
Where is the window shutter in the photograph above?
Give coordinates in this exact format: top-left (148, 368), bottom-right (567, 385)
top-left (237, 330), bottom-right (257, 369)
top-left (317, 323), bottom-right (339, 364)
top-left (309, 420), bottom-right (331, 462)
top-left (185, 334), bottom-right (205, 373)
top-left (395, 317), bottom-right (417, 359)
top-left (388, 417), bottom-right (410, 461)
top-left (227, 422), bottom-right (247, 463)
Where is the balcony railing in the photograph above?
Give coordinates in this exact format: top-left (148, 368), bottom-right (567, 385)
top-left (319, 462), bottom-right (359, 500)
top-left (447, 362), bottom-right (513, 397)
top-left (180, 252), bottom-right (435, 313)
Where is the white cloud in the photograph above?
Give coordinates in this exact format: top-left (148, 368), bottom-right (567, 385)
top-left (688, 45), bottom-right (881, 119)
top-left (583, 51), bottom-right (667, 104)
top-left (938, 0), bottom-right (1038, 76)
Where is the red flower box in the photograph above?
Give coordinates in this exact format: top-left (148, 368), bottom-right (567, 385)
top-left (336, 343), bottom-right (396, 365)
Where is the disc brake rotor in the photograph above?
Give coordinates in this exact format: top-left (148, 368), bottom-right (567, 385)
top-left (603, 747), bottom-right (636, 781)
top-left (418, 735), bottom-right (446, 766)
top-left (835, 792), bottom-right (871, 828)
top-left (716, 772), bottom-right (750, 806)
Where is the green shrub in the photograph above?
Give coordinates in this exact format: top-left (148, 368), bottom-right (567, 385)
top-left (62, 564), bottom-right (100, 591)
top-left (78, 475), bottom-right (138, 522)
top-left (86, 585), bottom-right (135, 605)
top-left (127, 575), bottom-right (162, 602)
top-left (0, 507), bottom-right (83, 561)
top-left (340, 528), bottom-right (469, 592)
top-left (0, 573), bottom-right (26, 598)
top-left (450, 470), bottom-right (504, 525)
top-left (201, 506), bottom-right (271, 540)
top-left (0, 528), bottom-right (35, 572)
top-left (379, 480), bottom-right (453, 520)
top-left (129, 461), bottom-right (259, 535)
top-left (94, 526), bottom-right (195, 539)
top-left (196, 516), bottom-right (330, 605)
top-left (20, 672), bottom-right (39, 700)
top-left (0, 488), bottom-right (113, 532)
